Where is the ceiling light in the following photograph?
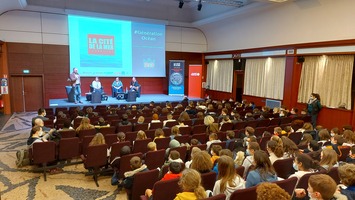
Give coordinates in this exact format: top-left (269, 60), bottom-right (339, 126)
top-left (197, 0), bottom-right (202, 11)
top-left (179, 0), bottom-right (184, 8)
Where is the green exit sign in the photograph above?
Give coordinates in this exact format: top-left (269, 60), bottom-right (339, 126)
top-left (23, 69), bottom-right (30, 74)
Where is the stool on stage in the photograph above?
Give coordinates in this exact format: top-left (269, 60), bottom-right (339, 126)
top-left (126, 90), bottom-right (137, 102)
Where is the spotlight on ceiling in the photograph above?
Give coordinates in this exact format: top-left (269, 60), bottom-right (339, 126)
top-left (197, 0), bottom-right (202, 11)
top-left (178, 0), bottom-right (184, 8)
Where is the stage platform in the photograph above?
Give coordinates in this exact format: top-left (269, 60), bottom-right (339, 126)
top-left (49, 94), bottom-right (203, 109)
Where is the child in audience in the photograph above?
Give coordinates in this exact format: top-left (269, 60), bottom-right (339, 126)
top-left (136, 130), bottom-right (147, 140)
top-left (123, 156), bottom-right (148, 199)
top-left (242, 142), bottom-right (260, 178)
top-left (212, 156), bottom-right (245, 200)
top-left (147, 142), bottom-right (157, 152)
top-left (245, 150), bottom-right (277, 188)
top-left (243, 126), bottom-right (255, 147)
top-left (225, 130), bottom-right (236, 149)
top-left (289, 153), bottom-right (320, 179)
top-left (191, 151), bottom-right (213, 174)
top-left (185, 147), bottom-right (201, 168)
top-left (174, 168), bottom-right (207, 199)
top-left (257, 182), bottom-right (291, 200)
top-left (153, 128), bottom-right (165, 141)
top-left (210, 145), bottom-right (222, 164)
top-left (266, 140), bottom-right (284, 164)
top-left (116, 132), bottom-right (126, 142)
top-left (145, 162), bottom-right (183, 199)
top-left (346, 146), bottom-right (355, 163)
top-left (206, 133), bottom-right (221, 150)
top-left (170, 126), bottom-right (181, 140)
top-left (319, 148), bottom-right (338, 171)
top-left (110, 145), bottom-right (131, 185)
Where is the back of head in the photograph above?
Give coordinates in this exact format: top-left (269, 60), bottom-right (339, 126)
top-left (256, 182), bottom-right (291, 200)
top-left (204, 115), bottom-right (214, 126)
top-left (130, 156), bottom-right (142, 169)
top-left (253, 150), bottom-right (275, 175)
top-left (338, 163), bottom-right (355, 187)
top-left (38, 108), bottom-right (45, 115)
top-left (219, 149), bottom-right (233, 158)
top-left (169, 162), bottom-right (183, 174)
top-left (309, 174), bottom-right (336, 200)
top-left (120, 145), bottom-right (131, 156)
top-left (169, 139), bottom-right (180, 149)
top-left (169, 150), bottom-right (180, 160)
top-left (191, 151), bottom-right (212, 172)
top-left (147, 142), bottom-right (157, 151)
top-left (296, 153), bottom-right (318, 171)
top-left (178, 169), bottom-right (206, 199)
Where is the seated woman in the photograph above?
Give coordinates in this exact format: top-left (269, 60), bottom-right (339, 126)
top-left (190, 151), bottom-right (213, 174)
top-left (91, 77), bottom-right (102, 92)
top-left (245, 150), bottom-right (277, 188)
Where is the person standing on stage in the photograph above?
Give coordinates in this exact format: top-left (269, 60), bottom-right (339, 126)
top-left (307, 93), bottom-right (322, 127)
top-left (69, 68), bottom-right (82, 104)
top-left (92, 77), bottom-right (102, 91)
top-left (130, 77), bottom-right (141, 97)
top-left (112, 77), bottom-right (123, 96)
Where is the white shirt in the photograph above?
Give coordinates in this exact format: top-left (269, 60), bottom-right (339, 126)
top-left (213, 175), bottom-right (245, 200)
top-left (92, 80), bottom-right (101, 89)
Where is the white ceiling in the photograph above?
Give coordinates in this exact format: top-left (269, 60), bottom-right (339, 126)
top-left (0, 0), bottom-right (293, 24)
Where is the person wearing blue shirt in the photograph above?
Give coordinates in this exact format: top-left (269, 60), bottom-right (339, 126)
top-left (245, 150), bottom-right (278, 188)
top-left (112, 77), bottom-right (123, 96)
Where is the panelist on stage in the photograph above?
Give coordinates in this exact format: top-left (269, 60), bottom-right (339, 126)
top-left (69, 68), bottom-right (82, 104)
top-left (92, 77), bottom-right (102, 92)
top-left (130, 77), bottom-right (141, 97)
top-left (112, 77), bottom-right (123, 97)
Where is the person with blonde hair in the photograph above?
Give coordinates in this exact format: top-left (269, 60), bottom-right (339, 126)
top-left (185, 147), bottom-right (201, 168)
top-left (89, 132), bottom-right (105, 146)
top-left (170, 126), bottom-right (182, 140)
top-left (256, 182), bottom-right (290, 200)
top-left (319, 148), bottom-right (338, 171)
top-left (174, 168), bottom-right (207, 200)
top-left (76, 117), bottom-right (95, 132)
top-left (136, 130), bottom-right (147, 140)
top-left (212, 156), bottom-right (245, 200)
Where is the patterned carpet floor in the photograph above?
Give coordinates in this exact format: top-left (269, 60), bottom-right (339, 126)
top-left (0, 113), bottom-right (127, 200)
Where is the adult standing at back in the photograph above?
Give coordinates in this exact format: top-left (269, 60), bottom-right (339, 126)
top-left (69, 67), bottom-right (82, 104)
top-left (307, 93), bottom-right (322, 127)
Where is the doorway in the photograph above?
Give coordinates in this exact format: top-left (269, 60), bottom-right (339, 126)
top-left (10, 76), bottom-right (43, 112)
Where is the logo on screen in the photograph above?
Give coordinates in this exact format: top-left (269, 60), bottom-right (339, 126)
top-left (143, 58), bottom-right (155, 68)
top-left (88, 34), bottom-right (115, 55)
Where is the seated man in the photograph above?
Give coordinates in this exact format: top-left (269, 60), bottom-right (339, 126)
top-left (129, 77), bottom-right (141, 97)
top-left (112, 77), bottom-right (123, 97)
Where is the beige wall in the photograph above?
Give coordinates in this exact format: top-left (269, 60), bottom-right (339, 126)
top-left (199, 0), bottom-right (355, 51)
top-left (0, 10), bottom-right (207, 52)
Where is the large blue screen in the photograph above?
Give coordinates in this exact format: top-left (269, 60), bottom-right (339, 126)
top-left (68, 15), bottom-right (166, 77)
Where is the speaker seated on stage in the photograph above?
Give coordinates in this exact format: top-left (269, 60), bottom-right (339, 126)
top-left (112, 77), bottom-right (123, 97)
top-left (129, 77), bottom-right (141, 97)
